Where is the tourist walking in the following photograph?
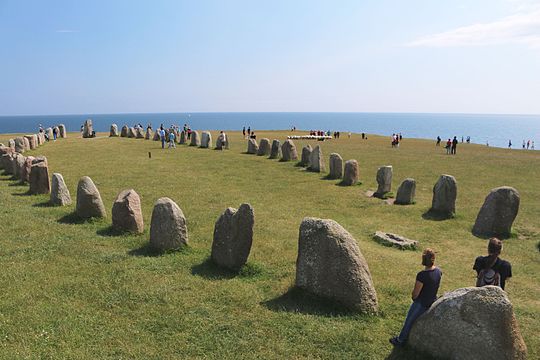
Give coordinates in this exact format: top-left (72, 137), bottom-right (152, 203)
top-left (445, 139), bottom-right (451, 154)
top-left (168, 131), bottom-right (176, 148)
top-left (451, 136), bottom-right (458, 155)
top-left (390, 249), bottom-right (442, 347)
top-left (159, 128), bottom-right (166, 149)
top-left (52, 127), bottom-right (58, 141)
top-left (473, 238), bottom-right (512, 290)
top-left (436, 136), bottom-right (441, 146)
top-left (508, 140), bottom-right (512, 149)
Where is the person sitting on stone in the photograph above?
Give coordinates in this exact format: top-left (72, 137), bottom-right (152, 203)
top-left (473, 238), bottom-right (512, 290)
top-left (390, 248), bottom-right (442, 347)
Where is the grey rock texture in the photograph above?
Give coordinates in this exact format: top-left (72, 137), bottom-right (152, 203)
top-left (281, 140), bottom-right (298, 161)
top-left (328, 153), bottom-right (343, 179)
top-left (82, 119), bottom-right (93, 138)
top-left (29, 162), bottom-right (50, 194)
top-left (472, 186), bottom-right (520, 238)
top-left (179, 131), bottom-right (186, 144)
top-left (190, 131), bottom-right (200, 146)
top-left (342, 160), bottom-right (359, 186)
top-left (395, 178), bottom-right (416, 205)
top-left (247, 139), bottom-right (258, 154)
top-left (50, 173), bottom-right (72, 206)
top-left (110, 124), bottom-right (119, 137)
top-left (14, 137), bottom-right (25, 153)
top-left (150, 197), bottom-right (188, 250)
top-left (430, 174), bottom-right (457, 217)
top-left (76, 176), bottom-right (107, 219)
top-left (375, 166), bottom-right (392, 197)
top-left (200, 131), bottom-right (212, 148)
top-left (24, 135), bottom-right (37, 150)
top-left (300, 145), bottom-right (312, 166)
top-left (269, 139), bottom-right (281, 159)
top-left (120, 125), bottom-right (129, 137)
top-left (373, 231), bottom-right (418, 250)
top-left (112, 189), bottom-right (144, 233)
top-left (257, 138), bottom-right (271, 156)
top-left (145, 128), bottom-right (153, 140)
top-left (128, 127), bottom-right (136, 138)
top-left (58, 124), bottom-right (67, 138)
top-left (215, 132), bottom-right (228, 149)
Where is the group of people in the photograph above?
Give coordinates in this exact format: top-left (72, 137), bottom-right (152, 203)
top-left (391, 133), bottom-right (403, 147)
top-left (242, 126), bottom-right (257, 139)
top-left (521, 140), bottom-right (535, 150)
top-left (435, 136), bottom-right (459, 154)
top-left (390, 237), bottom-right (512, 347)
top-left (39, 124), bottom-right (59, 141)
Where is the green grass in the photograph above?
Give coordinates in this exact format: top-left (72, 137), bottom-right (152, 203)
top-left (1, 131), bottom-right (539, 359)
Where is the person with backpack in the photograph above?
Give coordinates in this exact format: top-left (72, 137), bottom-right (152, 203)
top-left (473, 238), bottom-right (512, 290)
top-left (390, 248), bottom-right (442, 347)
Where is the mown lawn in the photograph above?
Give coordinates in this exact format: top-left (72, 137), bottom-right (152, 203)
top-left (0, 130), bottom-right (539, 359)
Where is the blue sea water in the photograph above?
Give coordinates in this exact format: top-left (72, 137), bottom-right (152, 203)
top-left (0, 112), bottom-right (539, 149)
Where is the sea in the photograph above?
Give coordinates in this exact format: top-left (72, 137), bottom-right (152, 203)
top-left (0, 112), bottom-right (539, 149)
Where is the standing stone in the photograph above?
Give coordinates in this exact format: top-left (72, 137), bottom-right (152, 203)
top-left (329, 153), bottom-right (343, 179)
top-left (120, 125), bottom-right (129, 137)
top-left (281, 139), bottom-right (298, 161)
top-left (1, 154), bottom-right (14, 174)
top-left (20, 156), bottom-right (35, 183)
top-left (342, 160), bottom-right (359, 186)
top-left (53, 126), bottom-right (60, 139)
top-left (50, 173), bottom-right (72, 206)
top-left (112, 189), bottom-right (144, 233)
top-left (395, 178), bottom-right (416, 205)
top-left (308, 145), bottom-right (325, 172)
top-left (295, 217), bottom-right (378, 313)
top-left (145, 128), bottom-right (153, 140)
top-left (13, 153), bottom-right (26, 180)
top-left (409, 286), bottom-right (527, 360)
top-left (200, 131), bottom-right (212, 148)
top-left (215, 132), bottom-right (228, 149)
top-left (32, 134), bottom-right (39, 147)
top-left (58, 124), bottom-right (67, 138)
top-left (150, 197), bottom-right (188, 250)
top-left (179, 131), bottom-right (186, 144)
top-left (190, 131), bottom-right (200, 146)
top-left (247, 139), bottom-right (259, 154)
top-left (257, 138), bottom-right (271, 156)
top-left (211, 203), bottom-right (255, 270)
top-left (76, 176), bottom-right (107, 219)
top-left (110, 124), bottom-right (119, 137)
top-left (300, 145), bottom-right (312, 166)
top-left (269, 139), bottom-right (281, 159)
top-left (135, 127), bottom-right (145, 139)
top-left (23, 137), bottom-right (30, 151)
top-left (24, 135), bottom-right (37, 150)
top-left (29, 162), bottom-right (50, 194)
top-left (82, 119), bottom-right (93, 138)
top-left (430, 174), bottom-right (457, 217)
top-left (8, 139), bottom-right (16, 150)
top-left (374, 166), bottom-right (392, 197)
top-left (128, 127), bottom-right (137, 138)
top-left (36, 134), bottom-right (43, 146)
top-left (46, 127), bottom-right (54, 140)
top-left (14, 137), bottom-right (25, 153)
top-left (153, 130), bottom-right (161, 141)
top-left (472, 186), bottom-right (520, 238)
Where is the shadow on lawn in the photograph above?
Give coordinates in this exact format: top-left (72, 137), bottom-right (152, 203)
top-left (421, 209), bottom-right (454, 221)
top-left (57, 212), bottom-right (87, 225)
top-left (128, 244), bottom-right (164, 257)
top-left (262, 287), bottom-right (355, 317)
top-left (191, 258), bottom-right (238, 280)
top-left (97, 225), bottom-right (129, 237)
top-left (33, 200), bottom-right (53, 207)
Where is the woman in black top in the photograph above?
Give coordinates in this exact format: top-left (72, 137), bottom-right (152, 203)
top-left (390, 248), bottom-right (442, 347)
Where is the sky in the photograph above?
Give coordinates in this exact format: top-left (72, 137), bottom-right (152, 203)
top-left (1, 0), bottom-right (540, 115)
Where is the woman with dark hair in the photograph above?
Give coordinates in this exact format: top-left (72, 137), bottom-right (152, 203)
top-left (473, 238), bottom-right (512, 290)
top-left (390, 248), bottom-right (442, 347)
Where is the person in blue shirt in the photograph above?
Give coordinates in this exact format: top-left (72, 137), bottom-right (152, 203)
top-left (390, 248), bottom-right (442, 347)
top-left (168, 131), bottom-right (176, 148)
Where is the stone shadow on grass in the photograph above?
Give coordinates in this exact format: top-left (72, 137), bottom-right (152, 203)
top-left (336, 181), bottom-right (362, 187)
top-left (385, 347), bottom-right (435, 360)
top-left (128, 244), bottom-right (164, 257)
top-left (57, 212), bottom-right (87, 225)
top-left (422, 209), bottom-right (454, 221)
top-left (97, 225), bottom-right (128, 237)
top-left (191, 257), bottom-right (238, 280)
top-left (33, 200), bottom-right (53, 208)
top-left (262, 287), bottom-right (355, 317)
top-left (11, 190), bottom-right (32, 196)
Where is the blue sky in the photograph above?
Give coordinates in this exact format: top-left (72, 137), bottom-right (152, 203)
top-left (1, 0), bottom-right (539, 115)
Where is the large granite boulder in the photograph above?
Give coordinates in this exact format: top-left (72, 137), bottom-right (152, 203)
top-left (1, 154), bottom-right (14, 174)
top-left (308, 145), bottom-right (324, 172)
top-left (269, 139), bottom-right (281, 159)
top-left (472, 186), bottom-right (520, 238)
top-left (374, 166), bottom-right (392, 197)
top-left (300, 145), bottom-right (312, 166)
top-left (82, 119), bottom-right (93, 138)
top-left (23, 137), bottom-right (30, 150)
top-left (24, 135), bottom-right (37, 150)
top-left (150, 197), bottom-right (188, 250)
top-left (135, 127), bottom-right (145, 139)
top-left (76, 176), bottom-right (106, 219)
top-left (328, 153), bottom-right (343, 179)
top-left (257, 138), bottom-right (271, 156)
top-left (395, 178), bottom-right (416, 205)
top-left (200, 131), bottom-right (212, 148)
top-left (190, 131), bottom-right (200, 146)
top-left (211, 203), bottom-right (255, 271)
top-left (29, 162), bottom-right (50, 194)
top-left (45, 127), bottom-right (54, 140)
top-left (215, 132), bottom-right (228, 149)
top-left (58, 124), bottom-right (67, 138)
top-left (295, 217), bottom-right (378, 313)
top-left (50, 173), bottom-right (72, 206)
top-left (409, 286), bottom-right (527, 360)
top-left (120, 125), bottom-right (129, 137)
top-left (128, 127), bottom-right (137, 138)
top-left (281, 139), bottom-right (298, 161)
top-left (110, 124), bottom-right (119, 137)
top-left (8, 139), bottom-right (16, 150)
top-left (20, 156), bottom-right (35, 183)
top-left (430, 174), bottom-right (457, 217)
top-left (342, 160), bottom-right (359, 186)
top-left (112, 189), bottom-right (144, 233)
top-left (14, 137), bottom-right (25, 153)
top-left (145, 128), bottom-right (153, 140)
top-left (247, 139), bottom-right (258, 154)
top-left (13, 153), bottom-right (26, 180)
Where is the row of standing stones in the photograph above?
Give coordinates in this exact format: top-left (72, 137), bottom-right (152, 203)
top-left (2, 127), bottom-right (527, 358)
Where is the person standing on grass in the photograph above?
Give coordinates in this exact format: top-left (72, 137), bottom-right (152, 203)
top-left (473, 238), bottom-right (512, 290)
top-left (53, 127), bottom-right (58, 141)
top-left (159, 127), bottom-right (166, 149)
top-left (508, 140), bottom-right (512, 148)
top-left (436, 136), bottom-right (441, 146)
top-left (168, 130), bottom-right (176, 148)
top-left (451, 136), bottom-right (458, 155)
top-left (242, 126), bottom-right (246, 138)
top-left (390, 248), bottom-right (442, 347)
top-left (445, 139), bottom-right (452, 154)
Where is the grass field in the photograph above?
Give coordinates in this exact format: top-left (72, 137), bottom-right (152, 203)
top-left (1, 130), bottom-right (539, 359)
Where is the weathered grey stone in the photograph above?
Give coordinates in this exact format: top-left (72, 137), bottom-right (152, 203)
top-left (430, 174), bottom-right (457, 217)
top-left (120, 125), bottom-right (129, 137)
top-left (58, 124), bottom-right (67, 138)
top-left (145, 128), bottom-right (153, 140)
top-left (472, 186), bottom-right (520, 238)
top-left (150, 197), bottom-right (188, 250)
top-left (37, 133), bottom-right (45, 145)
top-left (342, 160), bottom-right (359, 186)
top-left (110, 124), bottom-right (119, 137)
top-left (1, 154), bottom-right (14, 174)
top-left (373, 231), bottom-right (418, 250)
top-left (128, 127), bottom-right (136, 138)
top-left (200, 131), bottom-right (212, 148)
top-left (82, 119), bottom-right (93, 138)
top-left (295, 217), bottom-right (378, 313)
top-left (14, 137), bottom-right (25, 153)
top-left (29, 162), bottom-right (50, 194)
top-left (395, 178), bottom-right (416, 205)
top-left (46, 127), bottom-right (54, 140)
top-left (190, 131), bottom-right (200, 146)
top-left (246, 139), bottom-right (259, 154)
top-left (409, 286), bottom-right (527, 360)
top-left (211, 203), bottom-right (255, 270)
top-left (328, 153), bottom-right (343, 179)
top-left (179, 131), bottom-right (186, 144)
top-left (308, 145), bottom-right (324, 172)
top-left (281, 139), bottom-right (298, 161)
top-left (8, 139), bottom-right (16, 150)
top-left (153, 129), bottom-right (161, 141)
top-left (269, 139), bottom-right (281, 159)
top-left (257, 138), bottom-right (271, 156)
top-left (20, 156), bottom-right (35, 183)
top-left (374, 166), bottom-right (392, 197)
top-left (50, 173), bottom-right (71, 206)
top-left (76, 176), bottom-right (106, 219)
top-left (135, 127), bottom-right (145, 139)
top-left (112, 189), bottom-right (144, 233)
top-left (53, 126), bottom-right (60, 139)
top-left (24, 135), bottom-right (37, 150)
top-left (13, 153), bottom-right (26, 180)
top-left (215, 132), bottom-right (228, 149)
top-left (300, 145), bottom-right (312, 166)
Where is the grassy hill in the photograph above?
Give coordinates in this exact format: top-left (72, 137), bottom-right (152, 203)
top-left (1, 130), bottom-right (538, 359)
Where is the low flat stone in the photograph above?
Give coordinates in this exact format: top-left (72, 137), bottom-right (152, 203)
top-left (373, 231), bottom-right (418, 250)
